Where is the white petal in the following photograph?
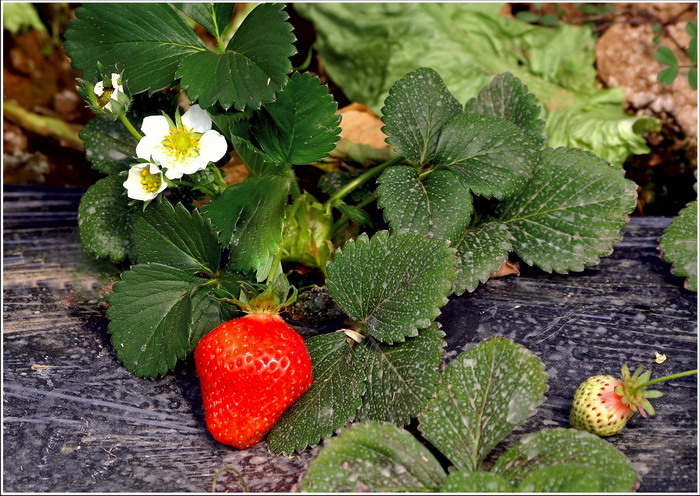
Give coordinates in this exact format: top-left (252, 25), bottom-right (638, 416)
top-left (123, 165), bottom-right (148, 200)
top-left (141, 115), bottom-right (170, 138)
top-left (111, 73), bottom-right (121, 88)
top-left (164, 166), bottom-right (184, 180)
top-left (199, 130), bottom-right (228, 163)
top-left (104, 101), bottom-right (114, 112)
top-left (110, 86), bottom-right (125, 101)
top-left (147, 162), bottom-right (162, 175)
top-left (178, 155), bottom-right (210, 175)
top-left (135, 135), bottom-right (161, 160)
top-left (93, 81), bottom-right (104, 96)
top-left (181, 104), bottom-right (212, 133)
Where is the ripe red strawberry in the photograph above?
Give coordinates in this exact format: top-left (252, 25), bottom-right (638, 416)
top-left (570, 364), bottom-right (697, 436)
top-left (194, 312), bottom-right (313, 449)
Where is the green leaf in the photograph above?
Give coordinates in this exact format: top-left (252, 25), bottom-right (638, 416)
top-left (65, 3), bottom-right (205, 93)
top-left (133, 200), bottom-right (221, 274)
top-left (660, 201), bottom-right (697, 291)
top-left (688, 37), bottom-right (697, 65)
top-left (267, 332), bottom-right (365, 455)
top-left (452, 221), bottom-right (513, 294)
top-left (657, 65), bottom-right (679, 86)
top-left (3, 3), bottom-right (45, 35)
top-left (301, 422), bottom-right (446, 492)
top-left (464, 72), bottom-right (546, 148)
top-left (515, 464), bottom-right (606, 492)
top-left (336, 203), bottom-right (375, 228)
top-left (515, 11), bottom-right (540, 24)
top-left (441, 471), bottom-right (513, 493)
top-left (381, 67), bottom-right (462, 165)
top-left (418, 337), bottom-right (548, 472)
top-left (432, 113), bottom-right (536, 199)
top-left (173, 3), bottom-right (233, 40)
top-left (355, 325), bottom-right (445, 425)
top-left (326, 230), bottom-right (455, 343)
top-left (654, 46), bottom-right (679, 67)
top-left (189, 285), bottom-right (236, 352)
top-left (492, 428), bottom-right (638, 491)
top-left (295, 4), bottom-right (660, 165)
top-left (279, 194), bottom-right (334, 269)
top-left (202, 175), bottom-right (290, 271)
top-left (319, 169), bottom-right (376, 203)
top-left (79, 118), bottom-right (136, 175)
top-left (687, 20), bottom-right (697, 37)
top-left (377, 166), bottom-right (473, 240)
top-left (78, 176), bottom-right (135, 263)
top-left (106, 263), bottom-right (202, 378)
top-left (688, 68), bottom-right (697, 90)
top-left (250, 72), bottom-right (341, 165)
top-left (231, 135), bottom-right (287, 177)
top-left (499, 147), bottom-right (637, 273)
top-left (175, 3), bottom-right (295, 110)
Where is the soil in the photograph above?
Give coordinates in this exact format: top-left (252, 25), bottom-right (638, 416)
top-left (3, 3), bottom-right (697, 216)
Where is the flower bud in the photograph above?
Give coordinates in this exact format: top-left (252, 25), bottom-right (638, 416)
top-left (76, 65), bottom-right (131, 118)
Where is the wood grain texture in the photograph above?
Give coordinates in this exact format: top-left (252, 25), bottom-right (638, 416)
top-left (3, 186), bottom-right (697, 492)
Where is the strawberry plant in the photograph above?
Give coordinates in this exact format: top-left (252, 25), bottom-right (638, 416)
top-left (65, 2), bottom-right (639, 455)
top-left (300, 338), bottom-right (640, 493)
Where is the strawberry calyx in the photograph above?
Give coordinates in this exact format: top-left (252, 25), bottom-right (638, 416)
top-left (615, 364), bottom-right (698, 418)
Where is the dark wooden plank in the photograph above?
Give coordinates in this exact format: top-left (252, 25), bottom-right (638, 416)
top-left (3, 187), bottom-right (697, 492)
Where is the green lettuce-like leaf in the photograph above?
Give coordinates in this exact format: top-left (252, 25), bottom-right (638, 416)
top-left (65, 3), bottom-right (205, 93)
top-left (381, 67), bottom-right (462, 165)
top-left (452, 221), bottom-right (513, 294)
top-left (202, 175), bottom-right (290, 271)
top-left (267, 332), bottom-right (365, 455)
top-left (492, 428), bottom-right (638, 491)
top-left (107, 263), bottom-right (201, 378)
top-left (175, 3), bottom-right (295, 110)
top-left (432, 114), bottom-right (536, 199)
top-left (133, 200), bottom-right (220, 274)
top-left (464, 72), bottom-right (546, 148)
top-left (441, 471), bottom-right (513, 493)
top-left (499, 147), bottom-right (637, 273)
top-left (79, 118), bottom-right (136, 175)
top-left (515, 464), bottom-right (606, 492)
top-left (418, 337), bottom-right (548, 472)
top-left (377, 166), bottom-right (473, 240)
top-left (301, 422), bottom-right (446, 492)
top-left (173, 3), bottom-right (233, 40)
top-left (355, 325), bottom-right (445, 425)
top-left (660, 201), bottom-right (697, 291)
top-left (326, 230), bottom-right (455, 343)
top-left (250, 72), bottom-right (341, 166)
top-left (78, 176), bottom-right (135, 263)
top-left (296, 3), bottom-right (659, 165)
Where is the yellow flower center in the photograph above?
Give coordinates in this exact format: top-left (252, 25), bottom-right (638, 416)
top-left (162, 126), bottom-right (201, 161)
top-left (140, 168), bottom-right (162, 193)
top-left (97, 89), bottom-right (114, 108)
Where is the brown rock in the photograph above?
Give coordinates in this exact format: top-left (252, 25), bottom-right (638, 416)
top-left (596, 21), bottom-right (697, 144)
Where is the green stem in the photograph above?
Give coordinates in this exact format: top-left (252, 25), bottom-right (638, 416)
top-left (634, 369), bottom-right (698, 393)
top-left (119, 113), bottom-right (143, 141)
top-left (328, 155), bottom-right (404, 206)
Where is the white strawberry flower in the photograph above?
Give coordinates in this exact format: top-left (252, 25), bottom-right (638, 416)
top-left (93, 73), bottom-right (126, 112)
top-left (135, 104), bottom-right (227, 180)
top-left (123, 162), bottom-right (167, 201)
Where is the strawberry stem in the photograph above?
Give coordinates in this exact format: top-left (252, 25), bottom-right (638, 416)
top-left (632, 369), bottom-right (697, 393)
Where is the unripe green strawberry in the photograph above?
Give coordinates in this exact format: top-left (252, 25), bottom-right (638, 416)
top-left (194, 312), bottom-right (313, 449)
top-left (569, 375), bottom-right (633, 436)
top-left (570, 364), bottom-right (697, 436)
